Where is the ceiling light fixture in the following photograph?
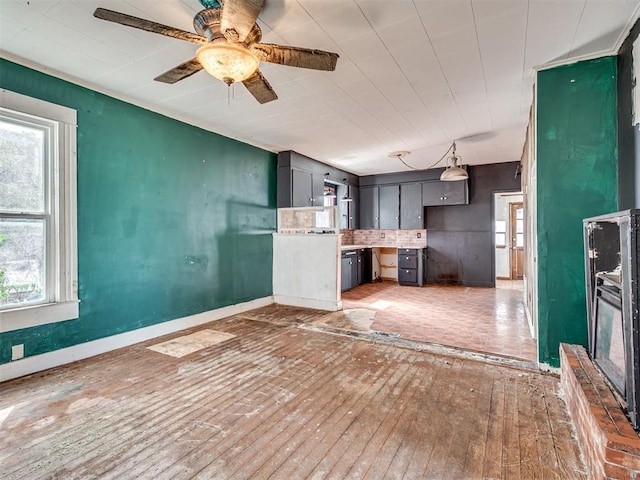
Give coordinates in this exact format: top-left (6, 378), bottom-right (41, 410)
top-left (195, 41), bottom-right (259, 85)
top-left (440, 142), bottom-right (468, 182)
top-left (388, 150), bottom-right (417, 170)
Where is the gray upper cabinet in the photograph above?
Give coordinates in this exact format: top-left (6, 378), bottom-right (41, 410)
top-left (443, 181), bottom-right (468, 205)
top-left (422, 180), bottom-right (468, 206)
top-left (292, 169), bottom-right (313, 207)
top-left (348, 185), bottom-right (359, 230)
top-left (400, 183), bottom-right (423, 229)
top-left (338, 184), bottom-right (359, 229)
top-left (379, 185), bottom-right (400, 229)
top-left (291, 168), bottom-right (324, 207)
top-left (359, 187), bottom-right (380, 229)
top-left (277, 151), bottom-right (358, 209)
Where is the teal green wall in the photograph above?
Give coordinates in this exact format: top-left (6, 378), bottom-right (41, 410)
top-left (536, 56), bottom-right (618, 367)
top-left (0, 59), bottom-right (277, 364)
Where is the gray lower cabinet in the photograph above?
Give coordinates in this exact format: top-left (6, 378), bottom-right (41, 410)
top-left (397, 248), bottom-right (426, 286)
top-left (341, 251), bottom-right (358, 292)
top-left (400, 182), bottom-right (423, 229)
top-left (342, 248), bottom-right (372, 291)
top-left (422, 180), bottom-right (468, 206)
top-left (359, 187), bottom-right (380, 229)
top-left (379, 185), bottom-right (400, 229)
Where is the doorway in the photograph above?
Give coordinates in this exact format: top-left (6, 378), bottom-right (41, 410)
top-left (510, 202), bottom-right (524, 280)
top-left (494, 192), bottom-right (524, 283)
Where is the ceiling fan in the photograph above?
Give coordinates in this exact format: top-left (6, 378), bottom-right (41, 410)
top-left (93, 0), bottom-right (339, 104)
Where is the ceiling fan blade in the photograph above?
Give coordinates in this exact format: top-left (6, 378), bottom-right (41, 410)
top-left (154, 58), bottom-right (203, 84)
top-left (242, 70), bottom-right (278, 104)
top-left (220, 0), bottom-right (264, 42)
top-left (93, 8), bottom-right (207, 45)
top-left (250, 44), bottom-right (339, 71)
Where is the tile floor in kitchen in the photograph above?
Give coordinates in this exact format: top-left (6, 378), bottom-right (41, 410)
top-left (341, 280), bottom-right (536, 362)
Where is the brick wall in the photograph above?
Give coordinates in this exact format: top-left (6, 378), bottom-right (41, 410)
top-left (350, 229), bottom-right (427, 248)
top-left (560, 343), bottom-right (640, 479)
top-left (340, 230), bottom-right (355, 245)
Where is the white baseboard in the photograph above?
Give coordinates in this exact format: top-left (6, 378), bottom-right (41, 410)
top-left (273, 295), bottom-right (341, 312)
top-left (1, 296), bottom-right (273, 383)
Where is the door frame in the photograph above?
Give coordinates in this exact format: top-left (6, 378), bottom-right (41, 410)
top-left (492, 189), bottom-right (524, 285)
top-left (509, 202), bottom-right (524, 280)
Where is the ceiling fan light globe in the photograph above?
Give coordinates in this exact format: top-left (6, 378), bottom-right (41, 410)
top-left (196, 42), bottom-right (259, 84)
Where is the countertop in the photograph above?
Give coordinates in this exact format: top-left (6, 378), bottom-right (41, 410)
top-left (340, 245), bottom-right (425, 250)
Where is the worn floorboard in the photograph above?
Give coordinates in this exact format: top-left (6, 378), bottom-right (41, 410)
top-left (1, 306), bottom-right (585, 479)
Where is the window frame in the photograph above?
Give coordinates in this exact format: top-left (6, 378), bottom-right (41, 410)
top-left (0, 89), bottom-right (78, 333)
top-left (495, 219), bottom-right (507, 248)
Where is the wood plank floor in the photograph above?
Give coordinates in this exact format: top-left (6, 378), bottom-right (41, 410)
top-left (0, 306), bottom-right (585, 479)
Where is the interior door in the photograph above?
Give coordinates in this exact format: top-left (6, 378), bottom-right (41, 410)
top-left (510, 202), bottom-right (524, 280)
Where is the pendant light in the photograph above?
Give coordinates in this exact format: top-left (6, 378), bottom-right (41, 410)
top-left (323, 173), bottom-right (337, 198)
top-left (440, 142), bottom-right (468, 182)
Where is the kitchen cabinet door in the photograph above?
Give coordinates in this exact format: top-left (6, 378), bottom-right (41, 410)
top-left (359, 187), bottom-right (379, 229)
top-left (341, 255), bottom-right (353, 292)
top-left (422, 180), bottom-right (468, 206)
top-left (341, 251), bottom-right (358, 291)
top-left (292, 169), bottom-right (325, 207)
top-left (443, 180), bottom-right (468, 205)
top-left (348, 185), bottom-right (359, 230)
top-left (357, 248), bottom-right (372, 284)
top-left (379, 185), bottom-right (400, 229)
top-left (422, 181), bottom-right (443, 206)
top-left (292, 169), bottom-right (313, 207)
top-left (400, 182), bottom-right (423, 229)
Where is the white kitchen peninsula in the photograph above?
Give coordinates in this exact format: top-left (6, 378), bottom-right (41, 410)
top-left (272, 206), bottom-right (342, 311)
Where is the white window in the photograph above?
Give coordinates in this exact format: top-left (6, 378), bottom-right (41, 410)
top-left (0, 89), bottom-right (78, 333)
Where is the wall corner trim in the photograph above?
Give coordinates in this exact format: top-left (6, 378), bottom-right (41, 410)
top-left (0, 296), bottom-right (274, 383)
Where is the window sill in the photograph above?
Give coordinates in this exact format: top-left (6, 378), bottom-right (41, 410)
top-left (0, 301), bottom-right (79, 333)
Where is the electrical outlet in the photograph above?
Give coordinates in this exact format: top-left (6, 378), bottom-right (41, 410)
top-left (381, 232), bottom-right (385, 239)
top-left (11, 344), bottom-right (24, 361)
top-left (417, 232), bottom-right (421, 238)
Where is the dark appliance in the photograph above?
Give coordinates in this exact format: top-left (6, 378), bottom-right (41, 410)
top-left (584, 210), bottom-right (640, 429)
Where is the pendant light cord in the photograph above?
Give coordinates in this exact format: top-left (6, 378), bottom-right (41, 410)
top-left (425, 142), bottom-right (455, 170)
top-left (393, 142), bottom-right (456, 170)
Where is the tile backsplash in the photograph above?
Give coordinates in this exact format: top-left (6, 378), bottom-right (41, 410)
top-left (342, 229), bottom-right (427, 248)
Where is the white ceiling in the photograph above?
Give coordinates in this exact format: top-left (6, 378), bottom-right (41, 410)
top-left (1, 0), bottom-right (639, 175)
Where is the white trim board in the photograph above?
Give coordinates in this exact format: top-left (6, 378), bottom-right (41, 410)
top-left (0, 296), bottom-right (273, 383)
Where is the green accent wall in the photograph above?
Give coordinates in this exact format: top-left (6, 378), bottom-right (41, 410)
top-left (536, 56), bottom-right (618, 367)
top-left (0, 59), bottom-right (277, 364)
